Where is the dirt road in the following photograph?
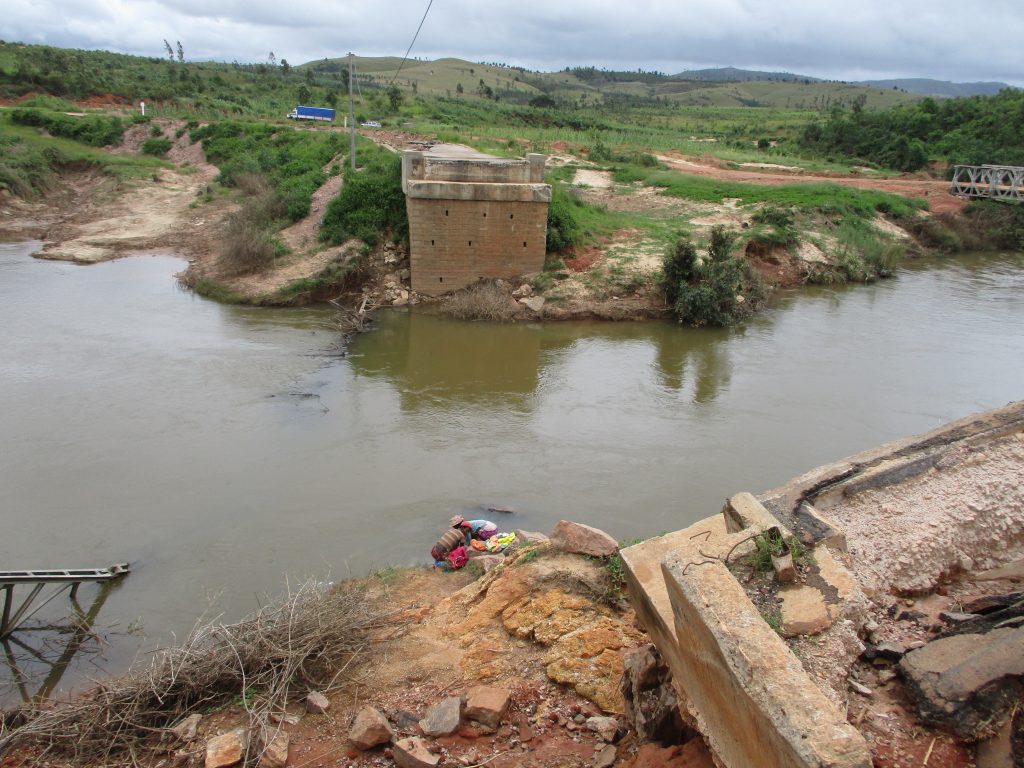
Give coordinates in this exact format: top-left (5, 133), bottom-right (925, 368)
top-left (655, 153), bottom-right (966, 215)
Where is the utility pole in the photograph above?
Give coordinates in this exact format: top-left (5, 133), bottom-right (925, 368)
top-left (348, 52), bottom-right (356, 170)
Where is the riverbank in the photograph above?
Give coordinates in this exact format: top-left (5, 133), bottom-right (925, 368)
top-left (2, 119), bottom-right (1015, 321)
top-left (3, 405), bottom-right (1022, 768)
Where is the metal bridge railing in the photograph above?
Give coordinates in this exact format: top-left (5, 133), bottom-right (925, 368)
top-left (950, 165), bottom-right (1024, 202)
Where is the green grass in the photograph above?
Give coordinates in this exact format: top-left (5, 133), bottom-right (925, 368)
top-left (0, 112), bottom-right (168, 196)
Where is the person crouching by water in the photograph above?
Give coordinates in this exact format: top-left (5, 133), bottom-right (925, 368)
top-left (430, 515), bottom-right (498, 566)
top-left (451, 514), bottom-right (498, 543)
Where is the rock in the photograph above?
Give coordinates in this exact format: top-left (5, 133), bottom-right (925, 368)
top-left (419, 697), bottom-right (461, 737)
top-left (586, 716), bottom-right (620, 742)
top-left (974, 560), bottom-right (1024, 582)
top-left (899, 626), bottom-right (1024, 740)
top-left (549, 520), bottom-right (618, 557)
top-left (258, 732), bottom-right (289, 768)
top-left (621, 739), bottom-right (717, 768)
top-left (502, 588), bottom-right (596, 645)
top-left (778, 585), bottom-right (834, 637)
top-left (348, 705), bottom-right (394, 750)
top-left (514, 529), bottom-right (549, 545)
top-left (206, 729), bottom-right (248, 768)
top-left (862, 641), bottom-right (908, 663)
top-left (511, 283), bottom-right (533, 299)
top-left (594, 744), bottom-right (617, 768)
top-left (940, 611), bottom-right (979, 624)
top-left (521, 296), bottom-right (545, 314)
top-left (545, 618), bottom-right (646, 712)
top-left (169, 713), bottom-right (202, 743)
top-left (963, 592), bottom-right (1024, 615)
top-left (269, 712), bottom-right (300, 726)
top-left (848, 679), bottom-right (873, 696)
top-left (475, 554), bottom-right (504, 573)
top-left (392, 737), bottom-right (440, 768)
top-left (305, 691), bottom-right (330, 714)
top-left (464, 686), bottom-right (510, 729)
top-left (392, 297), bottom-right (409, 307)
top-left (392, 710), bottom-right (421, 732)
top-left (573, 713), bottom-right (586, 724)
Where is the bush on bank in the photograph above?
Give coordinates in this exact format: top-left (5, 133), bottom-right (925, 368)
top-left (319, 144), bottom-right (407, 248)
top-left (663, 226), bottom-right (765, 327)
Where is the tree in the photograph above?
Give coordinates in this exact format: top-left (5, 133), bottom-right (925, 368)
top-left (456, 82), bottom-right (464, 95)
top-left (176, 40), bottom-right (184, 63)
top-left (163, 39), bottom-right (174, 61)
top-left (280, 59), bottom-right (290, 76)
top-left (296, 84), bottom-right (311, 104)
top-left (268, 51), bottom-right (276, 67)
top-left (386, 84), bottom-right (403, 111)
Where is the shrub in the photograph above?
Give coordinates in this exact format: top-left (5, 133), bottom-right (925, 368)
top-left (11, 108), bottom-right (124, 147)
top-left (545, 183), bottom-right (584, 253)
top-left (320, 148), bottom-right (407, 247)
top-left (141, 137), bottom-right (172, 156)
top-left (663, 226), bottom-right (763, 327)
top-left (441, 281), bottom-right (519, 321)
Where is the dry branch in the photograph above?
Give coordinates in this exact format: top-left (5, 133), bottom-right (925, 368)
top-left (0, 579), bottom-right (403, 764)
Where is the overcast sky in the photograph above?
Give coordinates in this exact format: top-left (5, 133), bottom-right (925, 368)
top-left (4, 0), bottom-right (1023, 86)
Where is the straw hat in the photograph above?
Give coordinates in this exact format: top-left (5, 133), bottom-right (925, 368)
top-left (450, 515), bottom-right (466, 528)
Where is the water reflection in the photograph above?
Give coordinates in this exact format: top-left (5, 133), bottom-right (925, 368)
top-left (1, 581), bottom-right (122, 705)
top-left (351, 314), bottom-right (740, 409)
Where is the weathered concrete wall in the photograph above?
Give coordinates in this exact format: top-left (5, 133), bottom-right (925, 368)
top-left (662, 553), bottom-right (871, 768)
top-left (403, 149), bottom-right (551, 295)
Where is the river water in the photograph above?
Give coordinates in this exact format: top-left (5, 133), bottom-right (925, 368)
top-left (1, 241), bottom-right (1023, 701)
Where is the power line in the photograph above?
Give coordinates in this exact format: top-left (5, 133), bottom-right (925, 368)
top-left (388, 0), bottom-right (434, 88)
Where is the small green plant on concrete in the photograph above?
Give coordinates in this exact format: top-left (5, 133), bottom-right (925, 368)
top-left (748, 531), bottom-right (811, 572)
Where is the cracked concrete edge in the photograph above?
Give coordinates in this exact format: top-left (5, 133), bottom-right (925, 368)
top-left (759, 400), bottom-right (1024, 532)
top-left (661, 551), bottom-right (872, 768)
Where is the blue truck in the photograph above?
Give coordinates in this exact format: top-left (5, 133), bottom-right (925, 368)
top-left (286, 105), bottom-right (336, 122)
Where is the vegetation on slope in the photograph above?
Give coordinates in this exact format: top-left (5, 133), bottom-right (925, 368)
top-left (801, 90), bottom-right (1024, 171)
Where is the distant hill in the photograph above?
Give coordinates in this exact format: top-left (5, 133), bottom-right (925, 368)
top-left (856, 78), bottom-right (1014, 97)
top-left (675, 67), bottom-right (822, 84)
top-left (669, 67), bottom-right (1013, 98)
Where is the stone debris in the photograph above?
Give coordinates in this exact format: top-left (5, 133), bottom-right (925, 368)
top-left (348, 705), bottom-right (395, 750)
top-left (549, 520), bottom-right (618, 557)
top-left (619, 645), bottom-right (689, 743)
top-left (419, 696), bottom-right (462, 737)
top-left (392, 736), bottom-right (441, 768)
top-left (474, 554), bottom-right (505, 573)
top-left (520, 296), bottom-right (545, 314)
top-left (257, 732), bottom-right (289, 768)
top-left (847, 679), bottom-right (873, 696)
top-left (168, 713), bottom-right (202, 743)
top-left (464, 686), bottom-right (510, 729)
top-left (899, 625), bottom-right (1024, 741)
top-left (514, 529), bottom-right (550, 545)
top-left (778, 584), bottom-right (834, 636)
top-left (593, 743), bottom-right (617, 768)
top-left (205, 728), bottom-right (248, 768)
top-left (511, 283), bottom-right (533, 299)
top-left (586, 715), bottom-right (620, 742)
top-left (305, 690), bottom-right (330, 714)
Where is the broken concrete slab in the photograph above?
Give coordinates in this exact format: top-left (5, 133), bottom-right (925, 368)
top-left (779, 584), bottom-right (834, 637)
top-left (899, 625), bottom-right (1024, 741)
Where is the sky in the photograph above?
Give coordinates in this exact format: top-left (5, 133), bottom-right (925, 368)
top-left (3, 0), bottom-right (1023, 86)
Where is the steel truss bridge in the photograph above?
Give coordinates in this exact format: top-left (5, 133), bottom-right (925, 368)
top-left (950, 165), bottom-right (1024, 202)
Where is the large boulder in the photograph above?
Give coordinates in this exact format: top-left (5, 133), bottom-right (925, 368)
top-left (549, 520), bottom-right (618, 557)
top-left (899, 625), bottom-right (1024, 741)
top-left (257, 732), bottom-right (289, 768)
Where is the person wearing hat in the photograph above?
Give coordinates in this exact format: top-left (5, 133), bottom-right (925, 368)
top-left (450, 515), bottom-right (498, 543)
top-left (430, 515), bottom-right (498, 563)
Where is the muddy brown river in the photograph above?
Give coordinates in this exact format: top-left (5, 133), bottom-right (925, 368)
top-left (1, 241), bottom-right (1023, 701)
